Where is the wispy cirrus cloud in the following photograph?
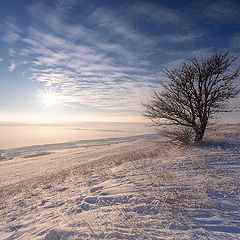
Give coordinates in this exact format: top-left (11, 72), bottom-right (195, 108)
top-left (4, 1), bottom-right (204, 113)
top-left (127, 2), bottom-right (182, 26)
top-left (55, 0), bottom-right (77, 11)
top-left (19, 8), bottom-right (155, 111)
top-left (88, 7), bottom-right (155, 48)
top-left (0, 0), bottom-right (239, 123)
top-left (8, 48), bottom-right (16, 57)
top-left (1, 19), bottom-right (20, 44)
top-left (157, 32), bottom-right (204, 44)
top-left (56, 0), bottom-right (77, 7)
top-left (8, 61), bottom-right (16, 72)
top-left (230, 33), bottom-right (240, 50)
top-left (158, 47), bottom-right (214, 71)
top-left (201, 0), bottom-right (240, 22)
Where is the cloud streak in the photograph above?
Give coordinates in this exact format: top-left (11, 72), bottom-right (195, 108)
top-left (1, 19), bottom-right (20, 44)
top-left (201, 0), bottom-right (240, 22)
top-left (2, 1), bottom-right (205, 114)
top-left (8, 61), bottom-right (16, 72)
top-left (127, 2), bottom-right (182, 25)
top-left (230, 34), bottom-right (240, 50)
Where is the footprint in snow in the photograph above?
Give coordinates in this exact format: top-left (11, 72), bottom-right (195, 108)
top-left (56, 187), bottom-right (68, 192)
top-left (44, 202), bottom-right (65, 208)
top-left (78, 203), bottom-right (90, 211)
top-left (90, 186), bottom-right (103, 193)
top-left (84, 196), bottom-right (98, 204)
top-left (40, 200), bottom-right (47, 206)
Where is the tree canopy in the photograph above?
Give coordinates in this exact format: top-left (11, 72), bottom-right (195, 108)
top-left (143, 52), bottom-right (240, 142)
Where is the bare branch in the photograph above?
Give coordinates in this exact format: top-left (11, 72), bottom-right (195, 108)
top-left (143, 52), bottom-right (240, 142)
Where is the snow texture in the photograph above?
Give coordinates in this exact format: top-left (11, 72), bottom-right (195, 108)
top-left (0, 125), bottom-right (240, 239)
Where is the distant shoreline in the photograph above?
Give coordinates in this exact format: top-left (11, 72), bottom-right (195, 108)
top-left (0, 134), bottom-right (158, 160)
top-left (0, 122), bottom-right (154, 150)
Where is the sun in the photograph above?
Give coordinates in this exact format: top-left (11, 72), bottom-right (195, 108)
top-left (42, 92), bottom-right (58, 108)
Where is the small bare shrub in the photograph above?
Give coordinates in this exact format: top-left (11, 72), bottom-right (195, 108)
top-left (157, 126), bottom-right (195, 145)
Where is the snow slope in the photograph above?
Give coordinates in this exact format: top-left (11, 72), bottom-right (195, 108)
top-left (0, 125), bottom-right (240, 239)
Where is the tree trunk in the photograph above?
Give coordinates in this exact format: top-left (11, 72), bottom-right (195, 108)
top-left (194, 127), bottom-right (205, 142)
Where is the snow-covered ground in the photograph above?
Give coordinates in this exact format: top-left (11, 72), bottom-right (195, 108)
top-left (0, 125), bottom-right (240, 239)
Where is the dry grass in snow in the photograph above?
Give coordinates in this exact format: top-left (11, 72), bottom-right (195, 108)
top-left (0, 125), bottom-right (240, 239)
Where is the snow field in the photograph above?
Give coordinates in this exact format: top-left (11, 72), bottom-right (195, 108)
top-left (0, 125), bottom-right (240, 239)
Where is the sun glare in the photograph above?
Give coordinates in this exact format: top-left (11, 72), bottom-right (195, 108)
top-left (42, 93), bottom-right (58, 108)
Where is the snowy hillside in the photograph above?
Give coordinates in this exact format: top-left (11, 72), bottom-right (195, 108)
top-left (0, 125), bottom-right (240, 239)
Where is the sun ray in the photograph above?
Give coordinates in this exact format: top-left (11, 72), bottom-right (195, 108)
top-left (41, 92), bottom-right (58, 108)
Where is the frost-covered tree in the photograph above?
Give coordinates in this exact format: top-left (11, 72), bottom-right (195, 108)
top-left (143, 52), bottom-right (240, 142)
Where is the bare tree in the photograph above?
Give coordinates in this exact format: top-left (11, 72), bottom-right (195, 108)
top-left (143, 52), bottom-right (240, 142)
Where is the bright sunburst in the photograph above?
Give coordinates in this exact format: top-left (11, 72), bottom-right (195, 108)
top-left (41, 92), bottom-right (58, 108)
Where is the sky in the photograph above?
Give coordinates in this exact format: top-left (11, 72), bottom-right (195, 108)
top-left (0, 0), bottom-right (240, 123)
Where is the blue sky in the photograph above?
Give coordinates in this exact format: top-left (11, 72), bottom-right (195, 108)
top-left (0, 0), bottom-right (240, 122)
